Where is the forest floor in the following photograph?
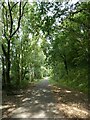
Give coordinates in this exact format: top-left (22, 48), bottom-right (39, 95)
top-left (2, 77), bottom-right (89, 119)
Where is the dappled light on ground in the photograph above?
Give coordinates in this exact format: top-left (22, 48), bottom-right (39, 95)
top-left (0, 105), bottom-right (10, 110)
top-left (2, 79), bottom-right (89, 119)
top-left (2, 80), bottom-right (65, 118)
top-left (22, 98), bottom-right (31, 102)
top-left (51, 84), bottom-right (89, 118)
top-left (31, 110), bottom-right (46, 118)
top-left (57, 103), bottom-right (89, 118)
top-left (65, 90), bottom-right (72, 93)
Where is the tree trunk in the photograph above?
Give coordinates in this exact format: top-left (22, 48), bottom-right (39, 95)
top-left (6, 39), bottom-right (11, 88)
top-left (15, 49), bottom-right (20, 86)
top-left (2, 1), bottom-right (27, 90)
top-left (2, 40), bottom-right (11, 89)
top-left (63, 54), bottom-right (68, 75)
top-left (2, 56), bottom-right (6, 87)
top-left (64, 59), bottom-right (68, 75)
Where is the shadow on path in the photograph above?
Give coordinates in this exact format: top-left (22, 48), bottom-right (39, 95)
top-left (2, 78), bottom-right (65, 119)
top-left (2, 77), bottom-right (89, 119)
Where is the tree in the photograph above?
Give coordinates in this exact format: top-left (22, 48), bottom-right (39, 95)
top-left (1, 0), bottom-right (27, 89)
top-left (47, 1), bottom-right (88, 92)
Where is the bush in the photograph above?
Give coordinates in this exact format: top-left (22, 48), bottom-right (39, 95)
top-left (50, 67), bottom-right (88, 93)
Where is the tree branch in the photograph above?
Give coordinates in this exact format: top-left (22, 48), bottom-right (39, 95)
top-left (6, 9), bottom-right (8, 31)
top-left (11, 2), bottom-right (18, 11)
top-left (2, 44), bottom-right (7, 59)
top-left (2, 2), bottom-right (7, 11)
top-left (3, 24), bottom-right (8, 41)
top-left (10, 2), bottom-right (27, 38)
top-left (68, 17), bottom-right (89, 29)
top-left (2, 2), bottom-right (8, 41)
top-left (8, 1), bottom-right (13, 37)
top-left (69, 8), bottom-right (87, 17)
top-left (22, 2), bottom-right (27, 15)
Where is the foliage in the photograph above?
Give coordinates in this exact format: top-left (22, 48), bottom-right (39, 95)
top-left (48, 1), bottom-right (89, 93)
top-left (1, 1), bottom-right (88, 93)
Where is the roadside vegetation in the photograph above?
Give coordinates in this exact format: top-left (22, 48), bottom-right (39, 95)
top-left (1, 1), bottom-right (89, 94)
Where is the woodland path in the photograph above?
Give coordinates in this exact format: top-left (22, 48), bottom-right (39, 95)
top-left (2, 77), bottom-right (89, 119)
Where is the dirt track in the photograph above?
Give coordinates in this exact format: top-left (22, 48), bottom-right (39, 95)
top-left (2, 78), bottom-right (89, 119)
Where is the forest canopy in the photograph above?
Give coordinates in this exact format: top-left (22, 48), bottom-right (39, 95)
top-left (0, 0), bottom-right (89, 93)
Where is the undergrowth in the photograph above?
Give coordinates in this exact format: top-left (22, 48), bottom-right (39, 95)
top-left (49, 68), bottom-right (88, 93)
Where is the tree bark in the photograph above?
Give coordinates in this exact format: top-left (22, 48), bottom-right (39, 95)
top-left (2, 56), bottom-right (6, 87)
top-left (63, 54), bottom-right (68, 75)
top-left (64, 57), bottom-right (68, 75)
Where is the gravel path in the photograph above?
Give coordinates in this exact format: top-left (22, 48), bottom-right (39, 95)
top-left (2, 77), bottom-right (89, 119)
top-left (2, 78), bottom-right (65, 119)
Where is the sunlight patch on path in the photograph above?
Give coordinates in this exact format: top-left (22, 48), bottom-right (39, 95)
top-left (10, 107), bottom-right (50, 118)
top-left (11, 110), bottom-right (48, 118)
top-left (56, 103), bottom-right (89, 118)
top-left (22, 98), bottom-right (31, 102)
top-left (31, 110), bottom-right (46, 118)
top-left (11, 112), bottom-right (32, 118)
top-left (2, 79), bottom-right (75, 118)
